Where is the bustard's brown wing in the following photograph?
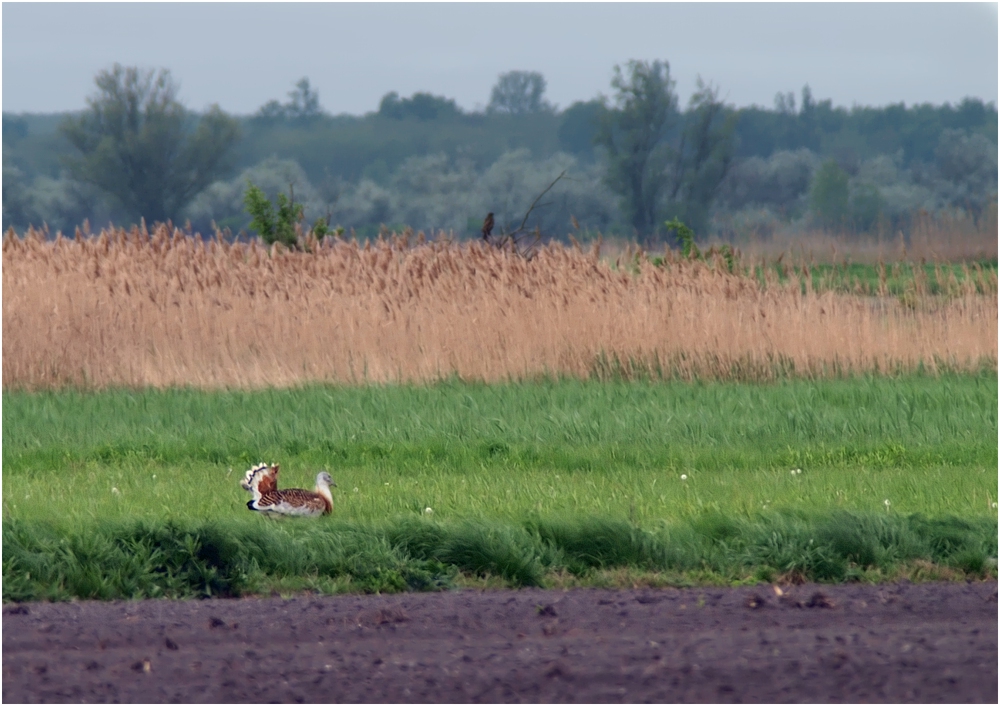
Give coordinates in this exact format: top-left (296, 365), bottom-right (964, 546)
top-left (254, 488), bottom-right (330, 516)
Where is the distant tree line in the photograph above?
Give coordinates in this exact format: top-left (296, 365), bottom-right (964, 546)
top-left (3, 64), bottom-right (996, 243)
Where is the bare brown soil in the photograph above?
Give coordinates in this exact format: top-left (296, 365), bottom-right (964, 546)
top-left (3, 581), bottom-right (996, 703)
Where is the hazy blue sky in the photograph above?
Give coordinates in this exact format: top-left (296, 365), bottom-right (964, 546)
top-left (3, 2), bottom-right (997, 115)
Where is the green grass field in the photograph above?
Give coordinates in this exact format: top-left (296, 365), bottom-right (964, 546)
top-left (4, 373), bottom-right (997, 599)
top-left (781, 258), bottom-right (998, 296)
top-left (642, 255), bottom-right (998, 297)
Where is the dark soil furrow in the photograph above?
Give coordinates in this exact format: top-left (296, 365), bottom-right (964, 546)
top-left (4, 581), bottom-right (996, 703)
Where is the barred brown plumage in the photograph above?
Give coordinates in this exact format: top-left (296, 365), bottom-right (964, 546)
top-left (242, 465), bottom-right (335, 517)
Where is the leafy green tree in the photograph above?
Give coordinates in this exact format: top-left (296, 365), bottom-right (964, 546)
top-left (2, 114), bottom-right (28, 147)
top-left (664, 80), bottom-right (737, 235)
top-left (243, 181), bottom-right (303, 248)
top-left (286, 78), bottom-right (322, 120)
top-left (557, 100), bottom-right (602, 159)
top-left (849, 182), bottom-right (885, 232)
top-left (810, 159), bottom-right (850, 229)
top-left (596, 62), bottom-right (734, 239)
top-left (488, 71), bottom-right (551, 115)
top-left (252, 78), bottom-right (324, 125)
top-left (61, 64), bottom-right (239, 224)
top-left (242, 177), bottom-right (334, 246)
top-left (378, 92), bottom-right (462, 121)
top-left (595, 60), bottom-right (676, 236)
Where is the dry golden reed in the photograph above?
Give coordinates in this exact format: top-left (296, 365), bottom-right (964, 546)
top-left (730, 205), bottom-right (999, 265)
top-left (3, 224), bottom-right (996, 390)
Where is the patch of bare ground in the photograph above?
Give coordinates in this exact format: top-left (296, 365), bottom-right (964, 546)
top-left (4, 581), bottom-right (996, 703)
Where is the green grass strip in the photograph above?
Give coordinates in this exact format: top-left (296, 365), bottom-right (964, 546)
top-left (4, 512), bottom-right (996, 602)
top-left (4, 373), bottom-right (997, 526)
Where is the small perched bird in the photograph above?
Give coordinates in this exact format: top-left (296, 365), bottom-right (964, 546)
top-left (481, 212), bottom-right (494, 240)
top-left (243, 464), bottom-right (336, 517)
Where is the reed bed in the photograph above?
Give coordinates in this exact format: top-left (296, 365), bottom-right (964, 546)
top-left (3, 225), bottom-right (996, 389)
top-left (722, 205), bottom-right (999, 264)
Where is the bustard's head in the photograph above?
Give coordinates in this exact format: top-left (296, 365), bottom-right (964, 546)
top-left (316, 471), bottom-right (336, 488)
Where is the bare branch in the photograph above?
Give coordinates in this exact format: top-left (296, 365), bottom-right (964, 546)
top-left (509, 170), bottom-right (567, 237)
top-left (484, 169), bottom-right (568, 258)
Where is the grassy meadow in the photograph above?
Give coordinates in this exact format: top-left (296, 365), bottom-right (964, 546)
top-left (4, 374), bottom-right (997, 599)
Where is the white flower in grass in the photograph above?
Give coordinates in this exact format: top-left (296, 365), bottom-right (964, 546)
top-left (884, 499), bottom-right (891, 508)
top-left (385, 482), bottom-right (390, 486)
top-left (353, 487), bottom-right (359, 493)
top-left (112, 487), bottom-right (121, 496)
top-left (992, 502), bottom-right (997, 510)
top-left (791, 468), bottom-right (802, 475)
top-left (424, 507), bottom-right (434, 515)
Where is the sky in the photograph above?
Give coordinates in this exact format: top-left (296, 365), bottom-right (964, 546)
top-left (2, 2), bottom-right (998, 116)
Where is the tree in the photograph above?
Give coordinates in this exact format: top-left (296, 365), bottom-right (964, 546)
top-left (2, 114), bottom-right (28, 147)
top-left (595, 62), bottom-right (736, 240)
top-left (810, 159), bottom-right (849, 229)
top-left (594, 60), bottom-right (677, 236)
top-left (252, 78), bottom-right (324, 125)
top-left (61, 63), bottom-right (239, 224)
top-left (243, 181), bottom-right (304, 248)
top-left (663, 80), bottom-right (737, 236)
top-left (849, 181), bottom-right (885, 232)
top-left (488, 71), bottom-right (551, 115)
top-left (378, 91), bottom-right (462, 121)
top-left (558, 100), bottom-right (603, 158)
top-left (286, 78), bottom-right (322, 120)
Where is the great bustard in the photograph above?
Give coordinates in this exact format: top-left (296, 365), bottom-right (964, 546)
top-left (242, 463), bottom-right (335, 517)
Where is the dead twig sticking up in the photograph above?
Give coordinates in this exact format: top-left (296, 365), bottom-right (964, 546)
top-left (485, 170), bottom-right (568, 259)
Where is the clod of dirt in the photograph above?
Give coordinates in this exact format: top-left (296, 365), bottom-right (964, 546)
top-left (746, 593), bottom-right (768, 609)
top-left (544, 661), bottom-right (571, 679)
top-left (5, 604), bottom-right (30, 615)
top-left (208, 617), bottom-right (226, 629)
top-left (164, 637), bottom-right (179, 650)
top-left (806, 592), bottom-right (836, 609)
top-left (826, 650), bottom-right (850, 669)
top-left (636, 593), bottom-right (663, 605)
top-left (537, 604), bottom-right (558, 617)
top-left (131, 659), bottom-right (151, 673)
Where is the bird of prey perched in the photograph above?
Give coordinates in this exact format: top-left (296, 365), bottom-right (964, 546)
top-left (481, 212), bottom-right (494, 240)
